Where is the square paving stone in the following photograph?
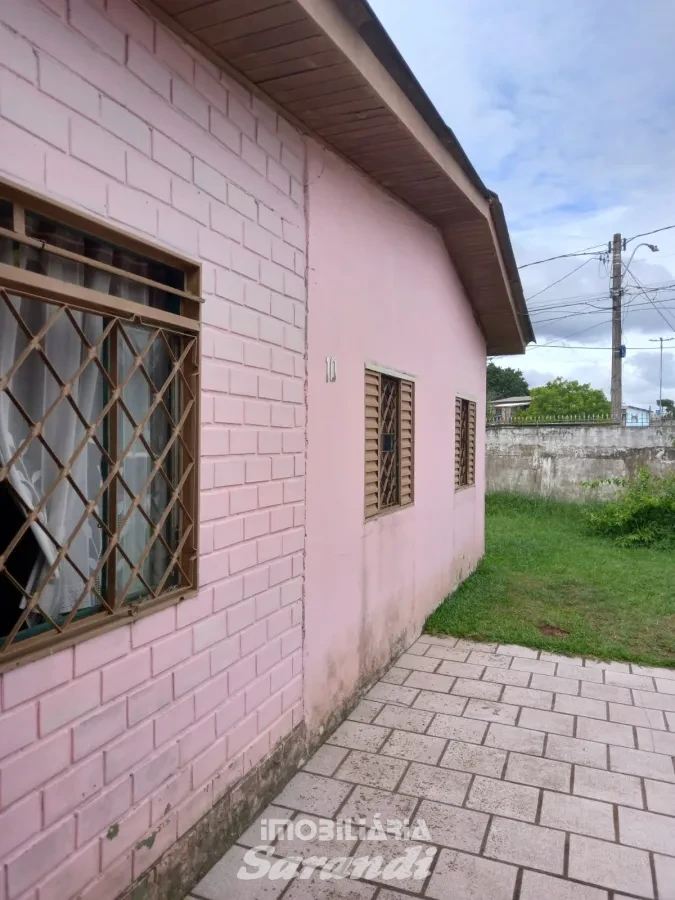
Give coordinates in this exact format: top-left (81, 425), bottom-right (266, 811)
top-left (584, 659), bottom-right (630, 673)
top-left (363, 839), bottom-right (438, 893)
top-left (502, 686), bottom-right (553, 710)
top-left (338, 784), bottom-right (417, 832)
top-left (636, 727), bottom-right (675, 755)
top-left (439, 740), bottom-right (506, 778)
top-left (530, 674), bottom-right (580, 695)
top-left (405, 640), bottom-right (432, 656)
top-left (468, 651), bottom-right (511, 669)
top-left (568, 834), bottom-right (654, 897)
top-left (485, 817), bottom-right (565, 874)
top-left (467, 775), bottom-right (539, 822)
top-left (576, 717), bottom-right (635, 748)
top-left (484, 722), bottom-right (545, 756)
top-left (334, 751), bottom-right (408, 791)
top-left (348, 700), bottom-right (383, 724)
top-left (393, 653), bottom-right (440, 673)
top-left (654, 853), bottom-right (675, 900)
top-left (618, 805), bottom-right (675, 855)
top-left (327, 722), bottom-right (391, 753)
top-left (632, 664), bottom-right (675, 680)
top-left (426, 848), bottom-right (518, 900)
top-left (605, 671), bottom-right (655, 691)
top-left (555, 695), bottom-right (607, 720)
top-left (510, 658), bottom-right (556, 675)
top-left (365, 683), bottom-right (419, 706)
top-left (518, 707), bottom-right (574, 736)
top-left (540, 791), bottom-right (615, 841)
top-left (283, 875), bottom-right (376, 900)
top-left (423, 645), bottom-right (470, 662)
top-left (545, 734), bottom-right (608, 770)
top-left (276, 774), bottom-right (353, 817)
top-left (372, 704), bottom-right (433, 734)
top-left (273, 812), bottom-right (359, 861)
top-left (582, 682), bottom-right (632, 705)
top-left (416, 799), bottom-right (488, 852)
top-left (610, 745), bottom-right (675, 782)
top-left (455, 640), bottom-right (498, 653)
top-left (463, 699), bottom-right (518, 725)
top-left (645, 779), bottom-right (675, 815)
top-left (193, 844), bottom-right (287, 899)
top-left (238, 806), bottom-right (295, 848)
top-left (633, 689), bottom-right (675, 712)
top-left (451, 678), bottom-right (503, 701)
top-left (304, 745), bottom-right (351, 777)
top-left (380, 729), bottom-right (446, 765)
top-left (574, 766), bottom-right (644, 809)
top-left (381, 667), bottom-right (410, 685)
top-left (609, 703), bottom-right (665, 730)
top-left (435, 660), bottom-right (485, 680)
top-left (656, 679), bottom-right (675, 694)
top-left (398, 761), bottom-right (471, 807)
top-left (506, 752), bottom-right (571, 792)
top-left (481, 666), bottom-right (531, 687)
top-left (497, 644), bottom-right (539, 659)
top-left (520, 870), bottom-right (609, 900)
top-left (412, 691), bottom-right (467, 716)
top-left (404, 670), bottom-right (455, 693)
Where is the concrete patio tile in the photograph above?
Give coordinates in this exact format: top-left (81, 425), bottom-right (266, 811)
top-left (454, 639), bottom-right (498, 653)
top-left (632, 689), bottom-right (675, 712)
top-left (418, 634), bottom-right (457, 646)
top-left (484, 722), bottom-right (545, 756)
top-left (451, 678), bottom-right (503, 701)
top-left (518, 707), bottom-right (574, 736)
top-left (581, 682), bottom-right (633, 705)
top-left (485, 816), bottom-right (565, 874)
top-left (531, 674), bottom-right (580, 695)
top-left (584, 659), bottom-right (631, 673)
top-left (427, 712), bottom-right (487, 744)
top-left (576, 717), bottom-right (635, 748)
top-left (393, 653), bottom-right (440, 673)
top-left (193, 844), bottom-right (287, 899)
top-left (506, 752), bottom-right (571, 792)
top-left (510, 658), bottom-right (556, 676)
top-left (502, 686), bottom-right (553, 710)
top-left (610, 745), bottom-right (675, 782)
top-left (412, 691), bottom-right (467, 716)
top-left (636, 727), bottom-right (675, 755)
top-left (434, 660), bottom-right (485, 680)
top-left (439, 740), bottom-right (507, 778)
top-left (540, 652), bottom-right (584, 665)
top-left (667, 711), bottom-right (675, 729)
top-left (273, 813), bottom-right (359, 861)
top-left (327, 721), bottom-right (391, 753)
top-left (423, 645), bottom-right (470, 662)
top-left (568, 834), bottom-right (654, 898)
top-left (405, 640), bottom-right (431, 656)
top-left (540, 791), bottom-right (615, 841)
top-left (481, 666), bottom-right (531, 687)
top-left (654, 853), bottom-right (675, 900)
top-left (467, 774), bottom-right (539, 822)
top-left (283, 875), bottom-right (376, 900)
top-left (304, 744), bottom-right (351, 776)
top-left (554, 695), bottom-right (607, 720)
top-left (339, 784), bottom-right (417, 831)
top-left (426, 848), bottom-right (518, 900)
top-left (403, 671), bottom-right (455, 694)
top-left (380, 729), bottom-right (446, 765)
top-left (618, 805), bottom-right (675, 855)
top-left (644, 779), bottom-right (675, 815)
top-left (398, 761), bottom-right (472, 806)
top-left (498, 644), bottom-right (539, 659)
top-left (416, 798), bottom-right (489, 852)
top-left (610, 703), bottom-right (666, 730)
top-left (365, 683), bottom-right (419, 706)
top-left (365, 839), bottom-right (438, 893)
top-left (381, 667), bottom-right (410, 685)
top-left (238, 805), bottom-right (294, 847)
top-left (463, 699), bottom-right (519, 725)
top-left (546, 734), bottom-right (607, 769)
top-left (275, 773), bottom-right (353, 817)
top-left (631, 663), bottom-right (675, 680)
top-left (348, 700), bottom-right (384, 724)
top-left (372, 704), bottom-right (433, 734)
top-left (520, 870), bottom-right (609, 900)
top-left (468, 651), bottom-right (511, 669)
top-left (605, 671), bottom-right (655, 691)
top-left (574, 766), bottom-right (644, 808)
top-left (656, 678), bottom-right (675, 694)
top-left (334, 750), bottom-right (408, 791)
top-left (556, 663), bottom-right (604, 683)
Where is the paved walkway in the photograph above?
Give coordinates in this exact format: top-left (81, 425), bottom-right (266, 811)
top-left (188, 635), bottom-right (675, 900)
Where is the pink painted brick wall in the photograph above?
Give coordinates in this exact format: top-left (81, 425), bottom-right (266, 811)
top-left (0, 1), bottom-right (306, 898)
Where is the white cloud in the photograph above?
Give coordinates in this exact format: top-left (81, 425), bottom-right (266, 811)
top-left (370, 0), bottom-right (675, 407)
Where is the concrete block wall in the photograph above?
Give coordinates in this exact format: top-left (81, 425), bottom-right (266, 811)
top-left (0, 1), bottom-right (306, 898)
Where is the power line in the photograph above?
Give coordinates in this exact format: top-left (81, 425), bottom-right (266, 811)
top-left (518, 250), bottom-right (605, 270)
top-left (525, 257), bottom-right (595, 303)
top-left (626, 224), bottom-right (675, 244)
top-left (622, 264), bottom-right (675, 334)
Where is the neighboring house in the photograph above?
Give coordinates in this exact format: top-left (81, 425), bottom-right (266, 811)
top-left (623, 405), bottom-right (651, 426)
top-left (0, 1), bottom-right (532, 898)
top-left (489, 395), bottom-right (532, 421)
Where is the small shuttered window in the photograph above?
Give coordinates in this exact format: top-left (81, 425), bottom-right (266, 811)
top-left (455, 397), bottom-right (477, 488)
top-left (365, 368), bottom-right (414, 520)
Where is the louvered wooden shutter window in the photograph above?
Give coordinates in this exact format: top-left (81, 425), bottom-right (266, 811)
top-left (365, 369), bottom-right (414, 519)
top-left (455, 397), bottom-right (476, 488)
top-left (467, 400), bottom-right (477, 486)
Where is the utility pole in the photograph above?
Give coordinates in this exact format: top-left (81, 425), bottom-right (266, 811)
top-left (610, 233), bottom-right (623, 422)
top-left (650, 336), bottom-right (674, 415)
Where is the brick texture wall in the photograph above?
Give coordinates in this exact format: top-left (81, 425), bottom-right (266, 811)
top-left (0, 1), bottom-right (306, 898)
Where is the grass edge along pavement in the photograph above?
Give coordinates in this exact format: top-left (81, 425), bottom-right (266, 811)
top-left (425, 493), bottom-right (675, 668)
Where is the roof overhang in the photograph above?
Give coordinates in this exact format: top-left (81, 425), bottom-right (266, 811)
top-left (139, 0), bottom-right (534, 354)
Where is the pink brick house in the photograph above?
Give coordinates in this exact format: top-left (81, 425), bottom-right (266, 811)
top-left (0, 1), bottom-right (532, 898)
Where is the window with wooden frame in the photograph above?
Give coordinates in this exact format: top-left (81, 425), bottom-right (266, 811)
top-left (455, 397), bottom-right (477, 489)
top-left (0, 180), bottom-right (201, 665)
top-left (365, 368), bottom-right (414, 519)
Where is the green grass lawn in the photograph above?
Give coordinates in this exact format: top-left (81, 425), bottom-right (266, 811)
top-left (426, 493), bottom-right (675, 667)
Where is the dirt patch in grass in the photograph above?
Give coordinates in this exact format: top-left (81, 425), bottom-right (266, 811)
top-left (538, 625), bottom-right (570, 637)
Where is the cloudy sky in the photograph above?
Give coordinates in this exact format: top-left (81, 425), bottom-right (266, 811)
top-left (370, 0), bottom-right (675, 409)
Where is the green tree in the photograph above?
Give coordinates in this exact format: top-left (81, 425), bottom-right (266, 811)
top-left (658, 398), bottom-right (674, 416)
top-left (486, 362), bottom-right (529, 401)
top-left (523, 378), bottom-right (611, 419)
